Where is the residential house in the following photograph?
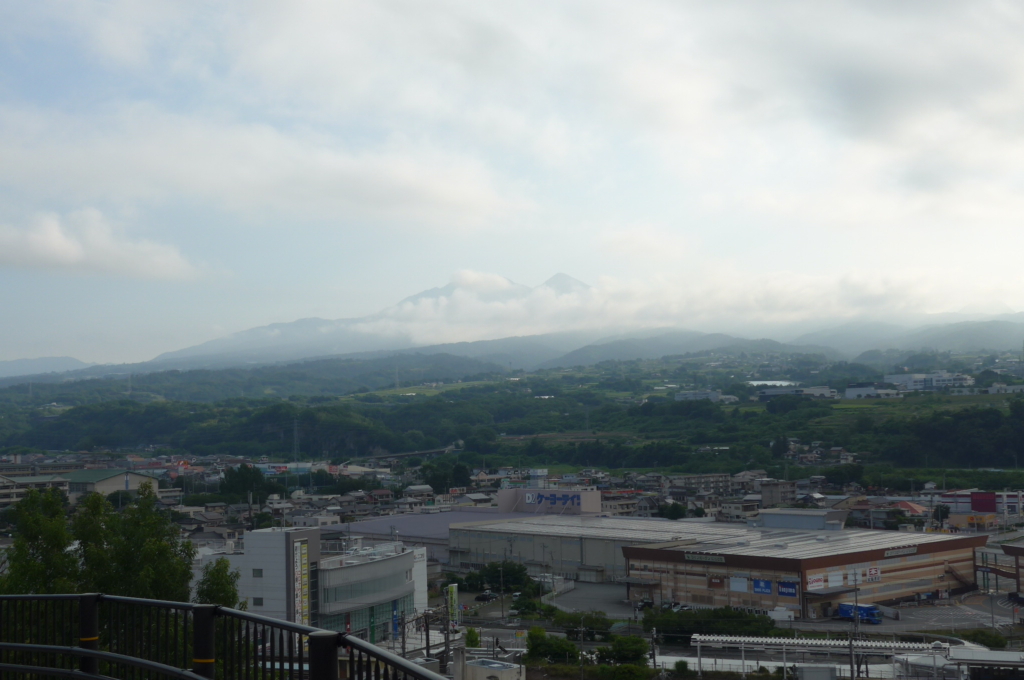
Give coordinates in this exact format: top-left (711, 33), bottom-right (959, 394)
top-left (394, 496), bottom-right (426, 512)
top-left (402, 485), bottom-right (435, 501)
top-left (718, 500), bottom-right (760, 523)
top-left (633, 496), bottom-right (660, 518)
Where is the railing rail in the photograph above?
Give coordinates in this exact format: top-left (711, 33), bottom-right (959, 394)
top-left (0, 594), bottom-right (446, 680)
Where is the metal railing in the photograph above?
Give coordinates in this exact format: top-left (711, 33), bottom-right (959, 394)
top-left (0, 594), bottom-right (447, 680)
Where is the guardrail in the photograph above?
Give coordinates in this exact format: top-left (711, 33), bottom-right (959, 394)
top-left (0, 594), bottom-right (447, 680)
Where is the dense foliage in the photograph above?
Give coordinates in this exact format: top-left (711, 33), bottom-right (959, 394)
top-left (3, 352), bottom-right (1024, 481)
top-left (642, 608), bottom-right (777, 645)
top-left (1, 484), bottom-right (196, 601)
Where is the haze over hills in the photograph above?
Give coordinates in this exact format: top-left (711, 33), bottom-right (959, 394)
top-left (0, 357), bottom-right (92, 379)
top-left (5, 274), bottom-right (1024, 384)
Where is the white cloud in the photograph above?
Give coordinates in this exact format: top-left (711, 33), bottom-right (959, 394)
top-left (0, 210), bottom-right (197, 280)
top-left (0, 105), bottom-right (522, 230)
top-left (7, 2), bottom-right (1024, 361)
top-left (341, 268), bottom-right (1008, 348)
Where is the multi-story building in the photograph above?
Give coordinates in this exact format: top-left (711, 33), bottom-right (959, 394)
top-left (196, 527), bottom-right (426, 644)
top-left (759, 480), bottom-right (797, 508)
top-left (719, 500), bottom-right (760, 523)
top-left (600, 493), bottom-right (639, 516)
top-left (62, 469), bottom-right (156, 503)
top-left (884, 372), bottom-right (975, 391)
top-left (667, 473), bottom-right (732, 495)
top-left (0, 475), bottom-right (69, 508)
top-left (757, 386), bottom-right (837, 401)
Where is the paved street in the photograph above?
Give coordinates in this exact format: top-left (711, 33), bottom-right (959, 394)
top-left (548, 582), bottom-right (634, 619)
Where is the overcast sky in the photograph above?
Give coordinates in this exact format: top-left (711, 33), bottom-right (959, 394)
top-left (3, 1), bottom-right (1024, 363)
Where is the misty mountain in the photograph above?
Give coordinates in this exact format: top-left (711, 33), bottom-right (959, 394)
top-left (392, 331), bottom-right (603, 370)
top-left (795, 319), bottom-right (1024, 357)
top-left (148, 317), bottom-right (410, 368)
top-left (539, 330), bottom-right (839, 368)
top-left (0, 357), bottom-right (91, 379)
top-left (150, 273), bottom-right (594, 369)
top-left (790, 322), bottom-right (908, 356)
top-left (893, 320), bottom-right (1024, 354)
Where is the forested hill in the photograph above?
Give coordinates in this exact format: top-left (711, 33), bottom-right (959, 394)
top-left (5, 374), bottom-right (1024, 477)
top-left (0, 353), bottom-right (505, 406)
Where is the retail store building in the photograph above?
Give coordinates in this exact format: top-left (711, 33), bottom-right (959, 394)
top-left (448, 513), bottom-right (984, 617)
top-left (622, 528), bottom-right (984, 619)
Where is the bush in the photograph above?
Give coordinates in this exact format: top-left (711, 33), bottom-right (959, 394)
top-left (959, 629), bottom-right (1007, 649)
top-left (644, 607), bottom-right (775, 644)
top-left (465, 627), bottom-right (481, 648)
top-left (594, 665), bottom-right (653, 680)
top-left (674, 661), bottom-right (689, 676)
top-left (526, 627), bottom-right (579, 664)
top-left (555, 610), bottom-right (613, 641)
top-left (595, 636), bottom-right (648, 666)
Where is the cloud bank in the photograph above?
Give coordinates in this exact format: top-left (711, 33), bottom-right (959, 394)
top-left (344, 270), bottom-right (1009, 348)
top-left (4, 2), bottom-right (1024, 362)
top-left (0, 210), bottom-right (197, 280)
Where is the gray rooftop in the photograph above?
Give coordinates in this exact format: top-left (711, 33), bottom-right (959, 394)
top-left (326, 510), bottom-right (538, 541)
top-left (451, 515), bottom-right (976, 560)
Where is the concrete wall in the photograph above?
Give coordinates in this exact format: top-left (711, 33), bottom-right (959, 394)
top-left (496, 488), bottom-right (601, 514)
top-left (449, 525), bottom-right (635, 582)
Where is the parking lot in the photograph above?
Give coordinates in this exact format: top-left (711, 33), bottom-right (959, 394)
top-left (541, 582), bottom-right (1019, 633)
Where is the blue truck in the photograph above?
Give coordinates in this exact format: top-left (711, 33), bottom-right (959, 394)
top-left (836, 603), bottom-right (883, 624)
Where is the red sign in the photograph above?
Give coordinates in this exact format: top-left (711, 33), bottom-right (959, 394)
top-left (971, 492), bottom-right (997, 513)
top-left (708, 576), bottom-right (725, 589)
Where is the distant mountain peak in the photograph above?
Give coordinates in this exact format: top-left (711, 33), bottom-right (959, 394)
top-left (0, 356), bottom-right (92, 379)
top-left (539, 273), bottom-right (590, 295)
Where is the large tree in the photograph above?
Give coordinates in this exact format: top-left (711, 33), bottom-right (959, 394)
top-left (195, 557), bottom-right (243, 608)
top-left (0, 489), bottom-right (77, 594)
top-left (2, 482), bottom-right (196, 601)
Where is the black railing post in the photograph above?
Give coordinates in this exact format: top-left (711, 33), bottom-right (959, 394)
top-left (309, 631), bottom-right (340, 680)
top-left (79, 593), bottom-right (100, 675)
top-left (192, 605), bottom-right (218, 679)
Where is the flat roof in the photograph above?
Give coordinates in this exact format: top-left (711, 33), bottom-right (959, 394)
top-left (326, 510), bottom-right (538, 541)
top-left (451, 515), bottom-right (978, 560)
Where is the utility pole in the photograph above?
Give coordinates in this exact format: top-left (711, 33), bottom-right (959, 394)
top-left (424, 613), bottom-right (430, 660)
top-left (852, 570), bottom-right (861, 678)
top-left (443, 597), bottom-right (451, 673)
top-left (499, 557), bottom-right (506, 621)
top-left (849, 635), bottom-right (855, 680)
top-left (401, 613), bottom-right (406, 658)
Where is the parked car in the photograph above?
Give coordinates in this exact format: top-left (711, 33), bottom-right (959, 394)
top-left (475, 592), bottom-right (499, 602)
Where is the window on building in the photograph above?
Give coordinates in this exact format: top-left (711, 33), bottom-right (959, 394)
top-left (252, 597), bottom-right (264, 607)
top-left (253, 569), bottom-right (263, 578)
